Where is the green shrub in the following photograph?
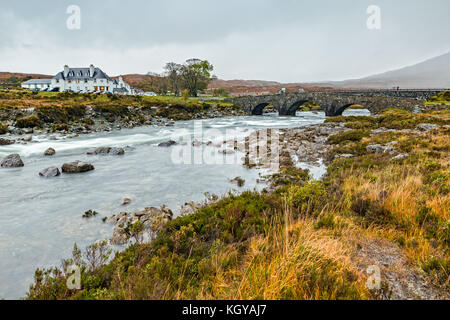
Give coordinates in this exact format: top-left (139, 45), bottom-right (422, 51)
top-left (15, 115), bottom-right (41, 128)
top-left (287, 181), bottom-right (327, 216)
top-left (327, 130), bottom-right (370, 145)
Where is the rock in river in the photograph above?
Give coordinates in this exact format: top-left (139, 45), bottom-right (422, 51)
top-left (39, 166), bottom-right (61, 177)
top-left (158, 140), bottom-right (177, 147)
top-left (0, 138), bottom-right (14, 145)
top-left (1, 154), bottom-right (24, 168)
top-left (87, 147), bottom-right (111, 155)
top-left (109, 147), bottom-right (125, 155)
top-left (44, 147), bottom-right (56, 156)
top-left (87, 146), bottom-right (125, 155)
top-left (61, 161), bottom-right (94, 173)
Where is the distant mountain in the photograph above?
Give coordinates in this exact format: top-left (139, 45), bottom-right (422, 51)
top-left (329, 52), bottom-right (450, 89)
top-left (209, 79), bottom-right (282, 88)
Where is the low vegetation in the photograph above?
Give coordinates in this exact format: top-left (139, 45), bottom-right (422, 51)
top-left (426, 91), bottom-right (450, 106)
top-left (26, 109), bottom-right (449, 300)
top-left (0, 89), bottom-right (240, 129)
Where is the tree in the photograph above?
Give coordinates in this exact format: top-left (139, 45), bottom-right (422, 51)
top-left (180, 59), bottom-right (214, 97)
top-left (164, 62), bottom-right (182, 95)
top-left (5, 76), bottom-right (20, 84)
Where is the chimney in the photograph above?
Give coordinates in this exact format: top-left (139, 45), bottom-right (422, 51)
top-left (89, 64), bottom-right (95, 77)
top-left (63, 65), bottom-right (69, 78)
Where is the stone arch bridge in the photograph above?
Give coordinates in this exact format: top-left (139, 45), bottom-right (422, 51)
top-left (226, 90), bottom-right (443, 116)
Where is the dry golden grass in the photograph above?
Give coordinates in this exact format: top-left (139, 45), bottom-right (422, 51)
top-left (337, 126), bottom-right (449, 285)
top-left (202, 216), bottom-right (371, 300)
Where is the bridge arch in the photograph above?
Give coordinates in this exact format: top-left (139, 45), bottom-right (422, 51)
top-left (334, 104), bottom-right (371, 116)
top-left (252, 103), bottom-right (278, 115)
top-left (284, 100), bottom-right (319, 116)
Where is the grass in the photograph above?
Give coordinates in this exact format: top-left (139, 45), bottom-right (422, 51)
top-left (25, 109), bottom-right (449, 300)
top-left (326, 111), bottom-right (450, 286)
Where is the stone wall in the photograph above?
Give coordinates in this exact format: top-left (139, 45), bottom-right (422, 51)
top-left (227, 90), bottom-right (444, 116)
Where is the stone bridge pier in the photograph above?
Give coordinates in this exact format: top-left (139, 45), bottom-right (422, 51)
top-left (226, 90), bottom-right (443, 117)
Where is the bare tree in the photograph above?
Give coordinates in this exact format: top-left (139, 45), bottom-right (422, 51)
top-left (164, 62), bottom-right (182, 95)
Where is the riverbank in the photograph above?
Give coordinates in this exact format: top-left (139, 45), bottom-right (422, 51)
top-left (0, 89), bottom-right (244, 142)
top-left (25, 108), bottom-right (449, 300)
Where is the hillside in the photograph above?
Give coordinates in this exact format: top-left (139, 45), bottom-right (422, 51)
top-left (0, 72), bottom-right (52, 83)
top-left (329, 52), bottom-right (450, 89)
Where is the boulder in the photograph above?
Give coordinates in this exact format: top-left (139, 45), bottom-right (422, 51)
top-left (416, 124), bottom-right (440, 132)
top-left (392, 153), bottom-right (409, 161)
top-left (230, 176), bottom-right (245, 187)
top-left (0, 138), bottom-right (14, 145)
top-left (39, 166), bottom-right (61, 177)
top-left (122, 198), bottom-right (131, 205)
top-left (109, 147), bottom-right (125, 155)
top-left (61, 161), bottom-right (94, 173)
top-left (111, 226), bottom-right (129, 245)
top-left (87, 147), bottom-right (111, 155)
top-left (1, 154), bottom-right (24, 168)
top-left (158, 140), bottom-right (177, 147)
top-left (366, 143), bottom-right (396, 154)
top-left (44, 147), bottom-right (56, 156)
top-left (87, 146), bottom-right (125, 155)
top-left (180, 201), bottom-right (203, 216)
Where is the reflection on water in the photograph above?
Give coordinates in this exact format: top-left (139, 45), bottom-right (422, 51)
top-left (0, 109), bottom-right (369, 298)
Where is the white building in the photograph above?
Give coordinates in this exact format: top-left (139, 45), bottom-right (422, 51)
top-left (21, 65), bottom-right (135, 95)
top-left (21, 79), bottom-right (52, 91)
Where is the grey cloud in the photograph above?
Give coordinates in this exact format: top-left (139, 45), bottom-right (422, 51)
top-left (0, 0), bottom-right (449, 82)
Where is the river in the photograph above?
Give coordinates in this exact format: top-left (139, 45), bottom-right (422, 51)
top-left (0, 109), bottom-right (369, 299)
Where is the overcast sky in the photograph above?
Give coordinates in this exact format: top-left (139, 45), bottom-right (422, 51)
top-left (0, 0), bottom-right (449, 82)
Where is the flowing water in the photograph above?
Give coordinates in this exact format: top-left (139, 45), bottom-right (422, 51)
top-left (0, 109), bottom-right (369, 299)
